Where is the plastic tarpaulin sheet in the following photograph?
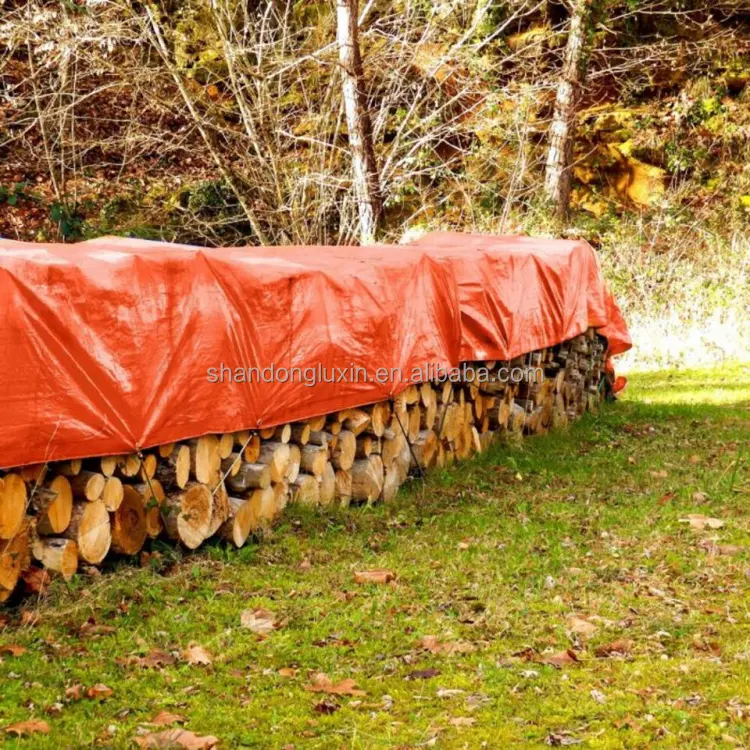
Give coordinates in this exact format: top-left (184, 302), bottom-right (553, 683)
top-left (0, 233), bottom-right (630, 468)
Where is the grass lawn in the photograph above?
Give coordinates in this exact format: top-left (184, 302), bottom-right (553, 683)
top-left (1, 365), bottom-right (749, 749)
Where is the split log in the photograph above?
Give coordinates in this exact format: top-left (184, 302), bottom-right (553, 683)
top-left (331, 430), bottom-right (356, 471)
top-left (114, 454), bottom-right (142, 479)
top-left (32, 538), bottom-right (78, 580)
top-left (63, 500), bottom-right (111, 564)
top-left (163, 483), bottom-right (212, 550)
top-left (0, 523), bottom-right (30, 599)
top-left (221, 452), bottom-right (242, 478)
top-left (272, 423), bottom-right (293, 443)
top-left (407, 406), bottom-right (421, 442)
top-left (56, 460), bottom-right (82, 477)
top-left (301, 444), bottom-right (328, 478)
top-left (335, 469), bottom-right (352, 506)
top-left (33, 476), bottom-right (73, 535)
top-left (99, 456), bottom-right (119, 477)
top-left (319, 462), bottom-right (336, 506)
top-left (308, 431), bottom-right (331, 448)
top-left (155, 444), bottom-right (190, 490)
top-left (102, 476), bottom-right (124, 512)
top-left (290, 474), bottom-right (320, 506)
top-left (381, 468), bottom-right (401, 503)
top-left (249, 486), bottom-right (276, 525)
top-left (306, 415), bottom-right (328, 432)
top-left (327, 419), bottom-right (343, 436)
top-left (285, 445), bottom-right (301, 483)
top-left (69, 470), bottom-right (106, 502)
top-left (273, 481), bottom-right (290, 514)
top-left (355, 435), bottom-right (374, 458)
top-left (158, 443), bottom-right (175, 458)
top-left (111, 486), bottom-right (148, 555)
top-left (242, 434), bottom-right (261, 463)
top-left (290, 423), bottom-right (311, 445)
top-left (367, 402), bottom-right (391, 437)
top-left (226, 462), bottom-right (271, 493)
top-left (207, 483), bottom-right (230, 538)
top-left (220, 496), bottom-right (259, 547)
top-left (140, 454), bottom-right (158, 481)
top-left (218, 433), bottom-right (235, 460)
top-left (0, 473), bottom-right (26, 540)
top-left (133, 480), bottom-right (165, 538)
top-left (189, 436), bottom-right (221, 485)
top-left (342, 409), bottom-right (371, 436)
top-left (257, 442), bottom-right (291, 482)
top-left (410, 430), bottom-right (438, 470)
top-left (351, 456), bottom-right (384, 502)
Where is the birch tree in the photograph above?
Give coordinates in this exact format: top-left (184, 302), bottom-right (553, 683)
top-left (336, 0), bottom-right (381, 244)
top-left (544, 0), bottom-right (592, 218)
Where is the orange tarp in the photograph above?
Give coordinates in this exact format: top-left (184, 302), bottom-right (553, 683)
top-left (0, 233), bottom-right (630, 468)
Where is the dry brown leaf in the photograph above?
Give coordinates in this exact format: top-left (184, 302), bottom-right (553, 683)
top-left (691, 492), bottom-right (708, 503)
top-left (650, 469), bottom-right (668, 478)
top-left (567, 617), bottom-right (597, 637)
top-left (150, 711), bottom-right (187, 726)
top-left (421, 636), bottom-right (475, 655)
top-left (134, 729), bottom-right (219, 749)
top-left (680, 514), bottom-right (724, 530)
top-left (136, 649), bottom-right (177, 669)
top-left (538, 649), bottom-right (580, 667)
top-left (21, 567), bottom-right (51, 595)
top-left (183, 644), bottom-right (212, 667)
top-left (65, 684), bottom-right (83, 701)
top-left (594, 639), bottom-right (633, 658)
top-left (4, 719), bottom-right (50, 736)
top-left (353, 569), bottom-right (396, 584)
top-left (405, 668), bottom-right (442, 680)
top-left (278, 667), bottom-right (297, 678)
top-left (240, 608), bottom-right (277, 635)
top-left (0, 644), bottom-right (26, 657)
top-left (86, 683), bottom-right (113, 700)
top-left (304, 672), bottom-right (366, 696)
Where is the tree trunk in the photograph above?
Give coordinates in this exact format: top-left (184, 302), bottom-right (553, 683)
top-left (544, 0), bottom-right (591, 218)
top-left (336, 0), bottom-right (381, 244)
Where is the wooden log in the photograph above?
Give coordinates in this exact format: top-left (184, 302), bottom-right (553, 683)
top-left (33, 476), bottom-right (73, 535)
top-left (380, 468), bottom-right (401, 503)
top-left (439, 381), bottom-right (454, 404)
top-left (0, 522), bottom-right (30, 598)
top-left (509, 403), bottom-right (526, 433)
top-left (331, 430), bottom-right (356, 471)
top-left (290, 474), bottom-right (320, 506)
top-left (272, 481), bottom-right (290, 514)
top-left (132, 480), bottom-right (165, 538)
top-left (381, 430), bottom-right (405, 468)
top-left (257, 442), bottom-right (291, 482)
top-left (0, 473), bottom-right (27, 540)
top-left (319, 462), bottom-right (336, 506)
top-left (410, 430), bottom-right (438, 470)
top-left (218, 433), bottom-right (235, 460)
top-left (32, 538), bottom-right (77, 580)
top-left (189, 436), bottom-right (221, 485)
top-left (158, 443), bottom-right (175, 459)
top-left (367, 402), bottom-right (391, 437)
top-left (56, 460), bottom-right (82, 477)
top-left (407, 405), bottom-right (421, 442)
top-left (140, 454), bottom-right (158, 481)
top-left (355, 435), bottom-right (374, 458)
top-left (114, 454), bottom-right (142, 479)
top-left (69, 470), bottom-right (105, 502)
top-left (19, 464), bottom-right (47, 485)
top-left (273, 423), bottom-right (293, 444)
top-left (163, 483), bottom-right (212, 550)
top-left (259, 426), bottom-right (276, 440)
top-left (327, 419), bottom-right (343, 436)
top-left (226, 462), bottom-right (271, 493)
top-left (420, 396), bottom-right (437, 430)
top-left (242, 434), bottom-right (261, 463)
top-left (308, 431), bottom-right (331, 448)
top-left (110, 485), bottom-right (148, 555)
top-left (207, 482), bottom-right (230, 538)
top-left (285, 444), bottom-right (301, 483)
top-left (220, 496), bottom-right (259, 547)
top-left (290, 423), bottom-right (311, 445)
top-left (155, 444), bottom-right (190, 490)
top-left (221, 452), bottom-right (242, 478)
top-left (334, 469), bottom-right (352, 505)
top-left (62, 500), bottom-right (111, 564)
top-left (300, 444), bottom-right (327, 478)
top-left (99, 456), bottom-right (119, 477)
top-left (306, 414), bottom-right (327, 432)
top-left (350, 456), bottom-right (384, 502)
top-left (342, 409), bottom-right (371, 436)
top-left (102, 476), bottom-right (124, 512)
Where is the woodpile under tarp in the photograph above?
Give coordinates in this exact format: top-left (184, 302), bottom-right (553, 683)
top-left (1, 329), bottom-right (610, 602)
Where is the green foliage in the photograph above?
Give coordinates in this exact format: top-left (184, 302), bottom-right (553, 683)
top-left (49, 201), bottom-right (88, 241)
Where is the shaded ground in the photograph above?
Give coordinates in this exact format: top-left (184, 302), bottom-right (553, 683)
top-left (1, 365), bottom-right (749, 748)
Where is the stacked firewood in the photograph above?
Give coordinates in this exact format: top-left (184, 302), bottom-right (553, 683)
top-left (0, 330), bottom-right (607, 602)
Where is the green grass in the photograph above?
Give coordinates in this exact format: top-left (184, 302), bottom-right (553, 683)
top-left (1, 365), bottom-right (749, 748)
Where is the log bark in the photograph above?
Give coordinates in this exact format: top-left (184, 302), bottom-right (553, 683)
top-left (69, 470), bottom-right (106, 502)
top-left (226, 462), bottom-right (272, 493)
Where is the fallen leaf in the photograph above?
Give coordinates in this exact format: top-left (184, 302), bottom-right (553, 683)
top-left (650, 469), bottom-right (668, 479)
top-left (65, 684), bottom-right (83, 701)
top-left (240, 608), bottom-right (277, 635)
top-left (86, 683), bottom-right (113, 700)
top-left (405, 668), bottom-right (441, 680)
top-left (136, 649), bottom-right (177, 669)
top-left (590, 689), bottom-right (607, 704)
top-left (567, 617), bottom-right (597, 637)
top-left (691, 491), bottom-right (708, 503)
top-left (689, 454), bottom-right (701, 464)
top-left (0, 644), bottom-right (26, 657)
top-left (420, 636), bottom-right (475, 655)
top-left (134, 729), bottom-right (219, 749)
top-left (353, 569), bottom-right (396, 584)
top-left (21, 567), bottom-right (50, 595)
top-left (4, 719), bottom-right (50, 736)
top-left (658, 492), bottom-right (675, 506)
top-left (278, 667), bottom-right (297, 678)
top-left (304, 673), bottom-right (365, 696)
top-left (449, 717), bottom-right (476, 727)
top-left (183, 644), bottom-right (212, 667)
top-left (594, 639), bottom-right (633, 658)
top-left (150, 711), bottom-right (187, 726)
top-left (539, 650), bottom-right (580, 667)
top-left (680, 514), bottom-right (724, 530)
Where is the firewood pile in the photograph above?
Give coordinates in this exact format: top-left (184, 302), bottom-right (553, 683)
top-left (1, 329), bottom-right (607, 603)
